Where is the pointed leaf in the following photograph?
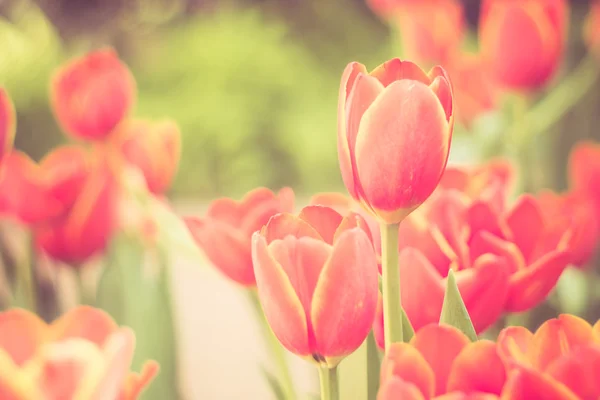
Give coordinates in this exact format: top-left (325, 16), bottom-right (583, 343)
top-left (366, 332), bottom-right (380, 400)
top-left (401, 307), bottom-right (415, 342)
top-left (439, 270), bottom-right (478, 341)
top-left (259, 364), bottom-right (286, 400)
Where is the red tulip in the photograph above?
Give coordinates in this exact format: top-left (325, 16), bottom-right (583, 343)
top-left (569, 141), bottom-right (600, 219)
top-left (0, 88), bottom-right (15, 166)
top-left (34, 146), bottom-right (119, 264)
top-left (479, 0), bottom-right (569, 91)
top-left (0, 306), bottom-right (157, 399)
top-left (584, 0), bottom-right (600, 53)
top-left (378, 324), bottom-right (505, 399)
top-left (251, 205), bottom-right (379, 366)
top-left (185, 187), bottom-right (294, 286)
top-left (116, 119), bottom-right (181, 194)
top-left (338, 58), bottom-right (454, 224)
top-left (498, 314), bottom-right (600, 400)
top-left (50, 48), bottom-right (136, 141)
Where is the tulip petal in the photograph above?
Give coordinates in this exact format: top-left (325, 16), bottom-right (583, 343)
top-left (298, 205), bottom-right (343, 245)
top-left (355, 79), bottom-right (451, 214)
top-left (370, 59), bottom-right (430, 87)
top-left (469, 231), bottom-right (524, 274)
top-left (505, 195), bottom-right (544, 263)
top-left (309, 192), bottom-right (352, 213)
top-left (0, 309), bottom-right (47, 366)
top-left (497, 326), bottom-right (533, 366)
top-left (501, 367), bottom-right (579, 400)
top-left (505, 250), bottom-right (570, 312)
top-left (0, 349), bottom-right (39, 399)
top-left (263, 213), bottom-right (322, 243)
top-left (447, 340), bottom-right (507, 394)
top-left (333, 212), bottom-right (374, 244)
top-left (467, 201), bottom-right (509, 241)
top-left (428, 68), bottom-right (453, 122)
top-left (398, 215), bottom-right (452, 276)
top-left (436, 393), bottom-right (500, 400)
top-left (380, 343), bottom-right (435, 399)
top-left (594, 320), bottom-right (600, 337)
top-left (206, 197), bottom-right (241, 225)
top-left (545, 344), bottom-right (600, 399)
top-left (240, 188), bottom-right (285, 234)
top-left (410, 324), bottom-right (470, 396)
top-left (277, 187), bottom-right (295, 213)
top-left (528, 314), bottom-right (597, 371)
top-left (252, 233), bottom-right (310, 356)
top-left (50, 306), bottom-right (118, 348)
top-left (568, 141), bottom-right (600, 202)
top-left (399, 248), bottom-right (445, 332)
top-left (311, 228), bottom-right (378, 361)
top-left (121, 361), bottom-right (160, 400)
top-left (377, 376), bottom-right (426, 400)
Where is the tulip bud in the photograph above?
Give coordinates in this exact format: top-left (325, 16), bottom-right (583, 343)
top-left (251, 206), bottom-right (379, 367)
top-left (0, 88), bottom-right (15, 166)
top-left (116, 119), bottom-right (181, 194)
top-left (50, 48), bottom-right (136, 141)
top-left (338, 58), bottom-right (453, 224)
top-left (479, 0), bottom-right (569, 91)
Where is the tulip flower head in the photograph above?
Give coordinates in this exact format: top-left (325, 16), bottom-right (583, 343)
top-left (0, 306), bottom-right (157, 399)
top-left (0, 88), bottom-right (15, 167)
top-left (50, 48), bottom-right (136, 141)
top-left (569, 141), bottom-right (600, 221)
top-left (252, 205), bottom-right (379, 367)
top-left (185, 187), bottom-right (294, 286)
top-left (479, 0), bottom-right (569, 91)
top-left (338, 58), bottom-right (454, 225)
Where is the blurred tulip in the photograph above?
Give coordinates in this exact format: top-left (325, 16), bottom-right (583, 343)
top-left (378, 324), bottom-right (506, 399)
top-left (444, 53), bottom-right (498, 127)
top-left (393, 0), bottom-right (465, 66)
top-left (366, 0), bottom-right (411, 18)
top-left (569, 141), bottom-right (600, 219)
top-left (50, 48), bottom-right (136, 141)
top-left (185, 187), bottom-right (294, 286)
top-left (479, 0), bottom-right (569, 91)
top-left (0, 306), bottom-right (157, 399)
top-left (116, 119), bottom-right (181, 194)
top-left (498, 314), bottom-right (600, 400)
top-left (0, 89), bottom-right (15, 166)
top-left (34, 146), bottom-right (119, 265)
top-left (251, 205), bottom-right (378, 367)
top-left (584, 0), bottom-right (600, 52)
top-left (338, 58), bottom-right (454, 224)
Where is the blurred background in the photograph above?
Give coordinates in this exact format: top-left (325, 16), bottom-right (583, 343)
top-left (2, 0), bottom-right (597, 202)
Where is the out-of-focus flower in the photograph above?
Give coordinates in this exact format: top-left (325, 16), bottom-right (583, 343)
top-left (479, 0), bottom-right (569, 91)
top-left (393, 0), bottom-right (465, 66)
top-left (584, 0), bottom-right (600, 52)
top-left (569, 141), bottom-right (600, 220)
top-left (444, 53), bottom-right (498, 127)
top-left (0, 89), bottom-right (15, 166)
top-left (366, 0), bottom-right (412, 18)
top-left (50, 48), bottom-right (136, 141)
top-left (252, 205), bottom-right (378, 367)
top-left (34, 146), bottom-right (119, 265)
top-left (498, 314), bottom-right (600, 400)
top-left (0, 306), bottom-right (158, 399)
top-left (115, 119), bottom-right (181, 194)
top-left (378, 324), bottom-right (506, 399)
top-left (537, 190), bottom-right (599, 268)
top-left (338, 58), bottom-right (454, 224)
top-left (185, 187), bottom-right (294, 286)
top-left (373, 161), bottom-right (572, 344)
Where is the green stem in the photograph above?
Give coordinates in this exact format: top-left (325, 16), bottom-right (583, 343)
top-left (14, 233), bottom-right (36, 312)
top-left (380, 222), bottom-right (403, 349)
top-left (248, 289), bottom-right (296, 400)
top-left (318, 366), bottom-right (339, 400)
top-left (365, 332), bottom-right (381, 400)
top-left (76, 269), bottom-right (94, 306)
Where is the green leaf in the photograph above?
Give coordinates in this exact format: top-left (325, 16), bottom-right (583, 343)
top-left (401, 307), bottom-right (414, 342)
top-left (259, 365), bottom-right (286, 400)
top-left (365, 332), bottom-right (380, 400)
top-left (439, 270), bottom-right (478, 342)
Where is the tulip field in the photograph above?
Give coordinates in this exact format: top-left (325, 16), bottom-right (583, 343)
top-left (1, 0), bottom-right (600, 399)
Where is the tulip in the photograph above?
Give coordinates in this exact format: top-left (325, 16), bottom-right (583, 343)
top-left (115, 119), bottom-right (181, 194)
top-left (0, 306), bottom-right (157, 399)
top-left (569, 141), bottom-right (600, 219)
top-left (50, 48), bottom-right (136, 141)
top-left (498, 314), bottom-right (600, 399)
top-left (338, 58), bottom-right (454, 225)
top-left (378, 324), bottom-right (506, 399)
top-left (584, 0), bottom-right (600, 53)
top-left (185, 187), bottom-right (294, 286)
top-left (34, 146), bottom-right (119, 265)
top-left (0, 88), bottom-right (15, 166)
top-left (479, 0), bottom-right (569, 91)
top-left (251, 205), bottom-right (379, 367)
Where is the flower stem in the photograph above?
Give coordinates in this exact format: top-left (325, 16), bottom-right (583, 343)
top-left (248, 289), bottom-right (296, 400)
top-left (319, 366), bottom-right (339, 400)
top-left (380, 222), bottom-right (403, 349)
top-left (14, 233), bottom-right (36, 312)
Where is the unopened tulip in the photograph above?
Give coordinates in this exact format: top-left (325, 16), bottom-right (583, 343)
top-left (498, 314), bottom-right (600, 399)
top-left (479, 0), bottom-right (569, 91)
top-left (0, 306), bottom-right (158, 399)
top-left (35, 146), bottom-right (119, 264)
top-left (50, 48), bottom-right (136, 141)
top-left (252, 205), bottom-right (378, 366)
top-left (185, 187), bottom-right (294, 286)
top-left (378, 324), bottom-right (506, 399)
top-left (338, 58), bottom-right (454, 224)
top-left (116, 119), bottom-right (181, 194)
top-left (0, 88), bottom-right (15, 166)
